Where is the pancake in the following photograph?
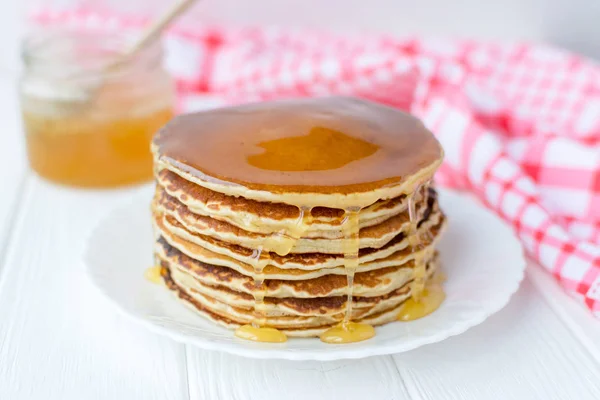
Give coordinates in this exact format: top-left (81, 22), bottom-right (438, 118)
top-left (149, 97), bottom-right (447, 341)
top-left (161, 264), bottom-right (441, 337)
top-left (157, 239), bottom-right (439, 298)
top-left (153, 186), bottom-right (431, 254)
top-left (156, 168), bottom-right (426, 238)
top-left (154, 215), bottom-right (445, 280)
top-left (168, 269), bottom-right (424, 326)
top-left (165, 266), bottom-right (421, 318)
top-left (153, 198), bottom-right (444, 274)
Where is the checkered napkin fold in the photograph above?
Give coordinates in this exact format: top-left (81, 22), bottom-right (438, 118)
top-left (32, 9), bottom-right (600, 316)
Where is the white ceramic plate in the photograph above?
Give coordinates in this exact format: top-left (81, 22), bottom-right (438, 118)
top-left (84, 187), bottom-right (525, 361)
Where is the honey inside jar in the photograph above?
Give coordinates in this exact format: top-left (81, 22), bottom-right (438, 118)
top-left (20, 29), bottom-right (174, 187)
top-left (23, 108), bottom-right (172, 187)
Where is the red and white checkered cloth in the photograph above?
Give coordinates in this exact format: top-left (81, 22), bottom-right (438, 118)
top-left (31, 8), bottom-right (600, 316)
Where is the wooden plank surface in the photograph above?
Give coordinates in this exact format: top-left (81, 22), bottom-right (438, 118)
top-left (2, 178), bottom-right (600, 400)
top-left (0, 76), bottom-right (26, 280)
top-left (0, 178), bottom-right (190, 400)
top-left (181, 276), bottom-right (600, 400)
top-left (0, 0), bottom-right (27, 281)
top-left (1, 4), bottom-right (600, 399)
top-left (186, 348), bottom-right (411, 399)
top-left (392, 276), bottom-right (600, 400)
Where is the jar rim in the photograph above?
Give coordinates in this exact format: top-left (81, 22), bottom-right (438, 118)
top-left (21, 27), bottom-right (163, 80)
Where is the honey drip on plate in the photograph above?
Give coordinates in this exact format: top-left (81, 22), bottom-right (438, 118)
top-left (234, 324), bottom-right (287, 343)
top-left (319, 321), bottom-right (375, 344)
top-left (431, 270), bottom-right (447, 284)
top-left (398, 183), bottom-right (445, 321)
top-left (144, 266), bottom-right (163, 284)
top-left (320, 208), bottom-right (375, 344)
top-left (397, 284), bottom-right (445, 321)
top-left (234, 207), bottom-right (313, 343)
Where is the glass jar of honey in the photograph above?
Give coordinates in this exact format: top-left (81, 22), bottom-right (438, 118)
top-left (20, 29), bottom-right (175, 187)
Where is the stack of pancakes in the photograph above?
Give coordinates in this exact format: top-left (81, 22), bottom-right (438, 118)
top-left (151, 97), bottom-right (446, 338)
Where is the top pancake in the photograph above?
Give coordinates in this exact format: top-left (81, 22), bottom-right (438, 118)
top-left (152, 97), bottom-right (443, 208)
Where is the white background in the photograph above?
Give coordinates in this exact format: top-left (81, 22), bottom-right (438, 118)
top-left (2, 1), bottom-right (600, 399)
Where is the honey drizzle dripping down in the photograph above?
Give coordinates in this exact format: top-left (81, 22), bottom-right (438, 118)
top-left (397, 285), bottom-right (446, 321)
top-left (407, 184), bottom-right (427, 300)
top-left (234, 207), bottom-right (313, 343)
top-left (397, 182), bottom-right (445, 321)
top-left (144, 266), bottom-right (163, 284)
top-left (320, 207), bottom-right (375, 344)
top-left (341, 208), bottom-right (360, 323)
top-left (249, 245), bottom-right (267, 329)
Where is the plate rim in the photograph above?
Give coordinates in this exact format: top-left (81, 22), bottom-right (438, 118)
top-left (84, 187), bottom-right (526, 361)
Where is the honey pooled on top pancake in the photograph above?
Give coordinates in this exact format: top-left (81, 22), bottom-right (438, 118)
top-left (151, 97), bottom-right (446, 343)
top-left (152, 96), bottom-right (443, 208)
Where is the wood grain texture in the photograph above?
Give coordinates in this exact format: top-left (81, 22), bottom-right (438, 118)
top-left (392, 277), bottom-right (600, 400)
top-left (0, 178), bottom-right (190, 400)
top-left (0, 1), bottom-right (25, 261)
top-left (1, 154), bottom-right (600, 400)
top-left (528, 264), bottom-right (600, 365)
top-left (0, 78), bottom-right (26, 279)
top-left (186, 349), bottom-right (410, 400)
top-left (181, 275), bottom-right (600, 400)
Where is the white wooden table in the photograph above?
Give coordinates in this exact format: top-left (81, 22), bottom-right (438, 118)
top-left (2, 12), bottom-right (600, 400)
